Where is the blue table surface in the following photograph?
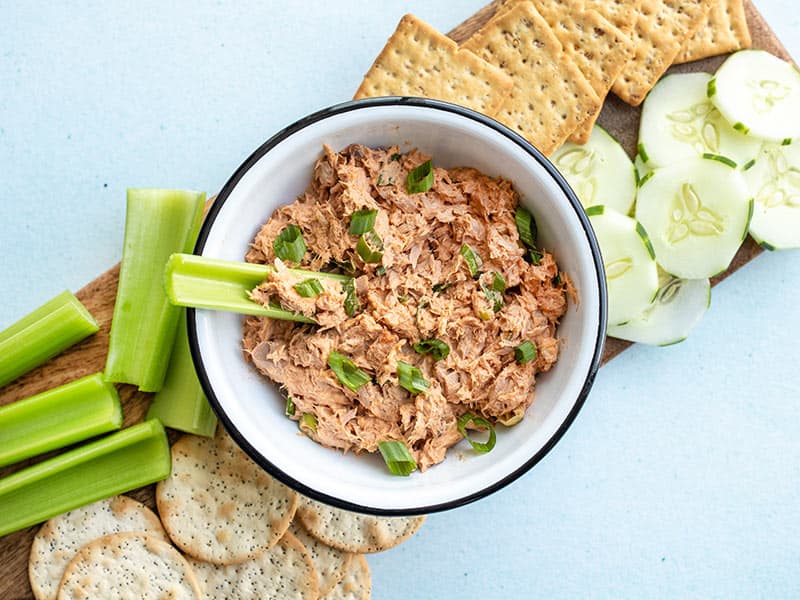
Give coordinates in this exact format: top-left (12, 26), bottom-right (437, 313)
top-left (2, 2), bottom-right (799, 598)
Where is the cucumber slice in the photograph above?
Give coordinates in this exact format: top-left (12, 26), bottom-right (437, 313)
top-left (639, 72), bottom-right (760, 169)
top-left (635, 157), bottom-right (753, 279)
top-left (586, 206), bottom-right (659, 326)
top-left (608, 272), bottom-right (710, 346)
top-left (551, 126), bottom-right (636, 215)
top-left (709, 50), bottom-right (800, 143)
top-left (743, 140), bottom-right (800, 249)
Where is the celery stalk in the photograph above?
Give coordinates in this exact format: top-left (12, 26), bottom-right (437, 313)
top-left (146, 311), bottom-right (217, 437)
top-left (0, 419), bottom-right (170, 537)
top-left (0, 372), bottom-right (122, 467)
top-left (105, 189), bottom-right (206, 392)
top-left (165, 253), bottom-right (349, 322)
top-left (0, 290), bottom-right (98, 388)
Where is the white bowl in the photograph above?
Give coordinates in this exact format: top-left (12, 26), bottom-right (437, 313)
top-left (188, 98), bottom-right (607, 515)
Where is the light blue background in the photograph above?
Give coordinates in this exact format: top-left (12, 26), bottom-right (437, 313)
top-left (2, 2), bottom-right (799, 598)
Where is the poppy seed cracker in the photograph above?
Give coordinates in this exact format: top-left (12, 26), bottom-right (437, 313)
top-left (156, 430), bottom-right (298, 565)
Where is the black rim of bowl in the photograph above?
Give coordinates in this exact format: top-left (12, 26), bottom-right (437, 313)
top-left (187, 96), bottom-right (608, 516)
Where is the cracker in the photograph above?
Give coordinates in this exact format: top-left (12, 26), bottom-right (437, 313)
top-left (674, 0), bottom-right (752, 64)
top-left (56, 532), bottom-right (201, 600)
top-left (291, 521), bottom-right (354, 596)
top-left (295, 496), bottom-right (426, 554)
top-left (498, 1), bottom-right (635, 144)
top-left (187, 531), bottom-right (317, 600)
top-left (584, 0), bottom-right (643, 37)
top-left (29, 495), bottom-right (168, 600)
top-left (353, 14), bottom-right (513, 117)
top-left (611, 0), bottom-right (715, 106)
top-left (321, 555), bottom-right (371, 600)
top-left (156, 430), bottom-right (298, 564)
top-left (462, 1), bottom-right (601, 155)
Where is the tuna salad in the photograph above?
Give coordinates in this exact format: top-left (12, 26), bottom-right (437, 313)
top-left (242, 144), bottom-right (571, 472)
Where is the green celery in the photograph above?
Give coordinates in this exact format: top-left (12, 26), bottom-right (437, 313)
top-left (0, 372), bottom-right (122, 468)
top-left (164, 253), bottom-right (349, 322)
top-left (105, 189), bottom-right (206, 392)
top-left (146, 311), bottom-right (217, 437)
top-left (0, 290), bottom-right (98, 389)
top-left (0, 419), bottom-right (170, 537)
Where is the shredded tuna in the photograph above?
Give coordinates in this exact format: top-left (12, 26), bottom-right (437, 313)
top-left (242, 144), bottom-right (571, 471)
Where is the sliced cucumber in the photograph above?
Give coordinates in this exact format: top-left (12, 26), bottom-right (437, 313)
top-left (709, 50), bottom-right (800, 143)
top-left (551, 125), bottom-right (636, 215)
top-left (608, 271), bottom-right (710, 346)
top-left (635, 157), bottom-right (753, 279)
top-left (743, 140), bottom-right (800, 249)
top-left (639, 72), bottom-right (760, 169)
top-left (586, 205), bottom-right (659, 326)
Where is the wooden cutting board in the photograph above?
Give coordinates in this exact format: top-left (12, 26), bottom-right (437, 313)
top-left (0, 2), bottom-right (793, 597)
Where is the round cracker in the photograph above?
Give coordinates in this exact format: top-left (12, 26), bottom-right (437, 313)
top-left (291, 521), bottom-right (354, 596)
top-left (156, 431), bottom-right (298, 564)
top-left (188, 530), bottom-right (317, 599)
top-left (29, 495), bottom-right (168, 600)
top-left (321, 554), bottom-right (371, 600)
top-left (56, 532), bottom-right (201, 600)
top-left (295, 497), bottom-right (425, 553)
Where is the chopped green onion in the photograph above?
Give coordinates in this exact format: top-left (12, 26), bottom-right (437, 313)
top-left (432, 282), bottom-right (451, 293)
top-left (299, 413), bottom-right (317, 433)
top-left (0, 372), bottom-right (122, 468)
top-left (457, 412), bottom-right (496, 454)
top-left (412, 339), bottom-right (450, 361)
top-left (390, 153), bottom-right (402, 162)
top-left (293, 278), bottom-right (325, 298)
top-left (0, 419), bottom-right (170, 537)
top-left (491, 271), bottom-right (507, 292)
top-left (528, 249), bottom-right (543, 265)
top-left (376, 265), bottom-right (387, 276)
top-left (145, 311), bottom-right (217, 437)
top-left (273, 224), bottom-right (307, 263)
top-left (515, 206), bottom-right (538, 249)
top-left (406, 160), bottom-right (434, 193)
top-left (342, 277), bottom-right (360, 316)
top-left (497, 407), bottom-right (524, 427)
top-left (377, 440), bottom-right (417, 476)
top-left (514, 340), bottom-right (537, 364)
top-left (349, 209), bottom-right (378, 235)
top-left (328, 351), bottom-right (371, 392)
top-left (0, 290), bottom-right (99, 389)
top-left (165, 254), bottom-right (349, 322)
top-left (481, 284), bottom-right (504, 313)
top-left (552, 272), bottom-right (563, 286)
top-left (460, 244), bottom-right (482, 278)
top-left (356, 231), bottom-right (384, 263)
top-left (285, 397), bottom-right (296, 416)
top-left (105, 189), bottom-right (205, 392)
top-left (397, 361), bottom-right (430, 395)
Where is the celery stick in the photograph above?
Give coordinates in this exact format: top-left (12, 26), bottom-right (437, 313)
top-left (105, 189), bottom-right (206, 392)
top-left (0, 419), bottom-right (170, 537)
top-left (146, 311), bottom-right (217, 437)
top-left (165, 253), bottom-right (349, 322)
top-left (0, 290), bottom-right (98, 389)
top-left (0, 372), bottom-right (122, 468)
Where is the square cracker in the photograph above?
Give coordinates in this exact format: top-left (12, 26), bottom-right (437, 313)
top-left (498, 0), bottom-right (635, 144)
top-left (674, 0), bottom-right (752, 64)
top-left (611, 0), bottom-right (715, 106)
top-left (353, 14), bottom-right (513, 117)
top-left (584, 0), bottom-right (643, 37)
top-left (462, 1), bottom-right (601, 156)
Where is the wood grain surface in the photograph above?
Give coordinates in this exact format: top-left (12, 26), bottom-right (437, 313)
top-left (0, 2), bottom-right (793, 597)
